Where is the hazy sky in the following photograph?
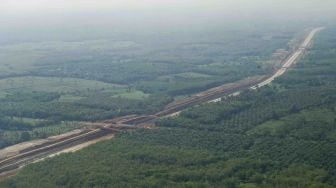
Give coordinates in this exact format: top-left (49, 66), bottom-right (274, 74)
top-left (3, 0), bottom-right (336, 22)
top-left (2, 0), bottom-right (335, 13)
top-left (1, 0), bottom-right (335, 44)
top-left (2, 0), bottom-right (222, 13)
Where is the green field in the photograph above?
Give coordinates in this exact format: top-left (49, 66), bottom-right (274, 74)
top-left (0, 76), bottom-right (123, 93)
top-left (0, 76), bottom-right (148, 100)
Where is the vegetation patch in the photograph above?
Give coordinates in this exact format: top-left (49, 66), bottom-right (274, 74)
top-left (2, 27), bottom-right (336, 187)
top-left (0, 76), bottom-right (123, 93)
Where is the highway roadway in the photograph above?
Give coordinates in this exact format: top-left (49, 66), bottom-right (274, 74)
top-left (0, 27), bottom-right (323, 179)
top-left (250, 27), bottom-right (324, 89)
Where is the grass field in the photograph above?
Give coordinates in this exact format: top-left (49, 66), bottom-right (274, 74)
top-left (8, 116), bottom-right (48, 125)
top-left (0, 76), bottom-right (149, 100)
top-left (0, 76), bottom-right (122, 93)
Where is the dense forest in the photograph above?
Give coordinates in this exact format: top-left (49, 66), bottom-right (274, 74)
top-left (1, 27), bottom-right (335, 187)
top-left (0, 24), bottom-right (300, 148)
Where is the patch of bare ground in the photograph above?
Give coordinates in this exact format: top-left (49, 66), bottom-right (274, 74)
top-left (41, 134), bottom-right (115, 159)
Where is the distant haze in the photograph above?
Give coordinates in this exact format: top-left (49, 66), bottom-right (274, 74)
top-left (1, 0), bottom-right (336, 44)
top-left (2, 0), bottom-right (336, 12)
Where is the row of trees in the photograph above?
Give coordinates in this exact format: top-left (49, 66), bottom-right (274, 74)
top-left (0, 92), bottom-right (172, 122)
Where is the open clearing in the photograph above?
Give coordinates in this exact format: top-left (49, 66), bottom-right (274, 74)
top-left (0, 76), bottom-right (122, 93)
top-left (0, 76), bottom-right (148, 100)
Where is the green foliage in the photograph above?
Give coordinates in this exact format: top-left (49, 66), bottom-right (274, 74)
top-left (0, 24), bottom-right (296, 146)
top-left (0, 91), bottom-right (172, 122)
top-left (1, 26), bottom-right (336, 188)
top-left (0, 117), bottom-right (80, 149)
